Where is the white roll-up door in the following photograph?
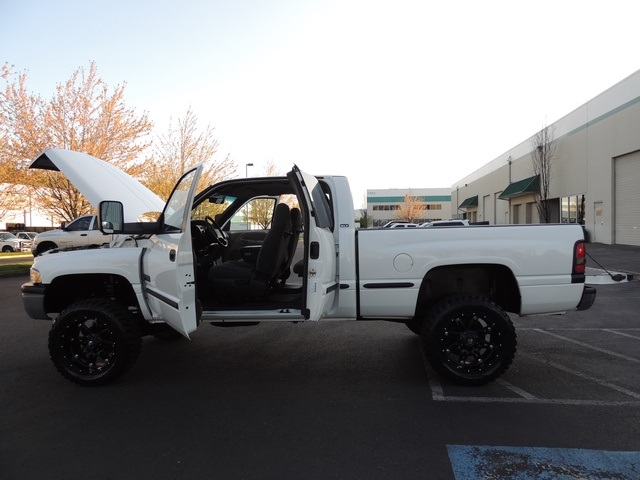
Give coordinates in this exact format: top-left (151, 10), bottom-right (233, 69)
top-left (615, 151), bottom-right (640, 246)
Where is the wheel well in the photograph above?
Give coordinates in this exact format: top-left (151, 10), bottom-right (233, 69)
top-left (36, 241), bottom-right (57, 255)
top-left (415, 264), bottom-right (520, 318)
top-left (45, 274), bottom-right (138, 315)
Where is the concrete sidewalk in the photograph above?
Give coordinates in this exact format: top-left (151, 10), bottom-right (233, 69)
top-left (585, 242), bottom-right (640, 284)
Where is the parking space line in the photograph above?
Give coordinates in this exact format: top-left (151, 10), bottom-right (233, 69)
top-left (429, 378), bottom-right (446, 401)
top-left (523, 351), bottom-right (640, 400)
top-left (422, 336), bottom-right (640, 406)
top-left (496, 378), bottom-right (538, 400)
top-left (603, 328), bottom-right (640, 340)
top-left (532, 328), bottom-right (640, 364)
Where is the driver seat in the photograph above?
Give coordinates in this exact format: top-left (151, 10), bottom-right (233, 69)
top-left (208, 203), bottom-right (292, 297)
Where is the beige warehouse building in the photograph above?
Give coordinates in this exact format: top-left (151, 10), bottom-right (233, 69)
top-left (451, 69), bottom-right (640, 246)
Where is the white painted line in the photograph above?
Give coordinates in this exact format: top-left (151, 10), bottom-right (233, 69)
top-left (603, 329), bottom-right (640, 340)
top-left (523, 351), bottom-right (640, 400)
top-left (429, 378), bottom-right (445, 401)
top-left (496, 378), bottom-right (539, 400)
top-left (532, 328), bottom-right (640, 364)
top-left (431, 395), bottom-right (640, 406)
top-left (519, 327), bottom-right (640, 331)
top-left (421, 333), bottom-right (640, 406)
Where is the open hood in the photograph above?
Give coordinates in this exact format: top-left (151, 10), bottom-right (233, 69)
top-left (31, 149), bottom-right (165, 222)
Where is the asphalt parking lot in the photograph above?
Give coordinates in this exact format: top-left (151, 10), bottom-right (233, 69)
top-left (2, 269), bottom-right (640, 479)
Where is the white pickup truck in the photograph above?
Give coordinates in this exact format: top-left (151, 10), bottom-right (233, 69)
top-left (31, 214), bottom-right (109, 256)
top-left (22, 149), bottom-right (595, 386)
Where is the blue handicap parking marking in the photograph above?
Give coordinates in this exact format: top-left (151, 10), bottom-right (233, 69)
top-left (447, 445), bottom-right (640, 480)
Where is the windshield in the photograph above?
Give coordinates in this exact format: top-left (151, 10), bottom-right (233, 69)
top-left (191, 195), bottom-right (237, 223)
top-left (1, 232), bottom-right (18, 240)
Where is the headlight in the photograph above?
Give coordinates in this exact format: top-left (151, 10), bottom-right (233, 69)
top-left (30, 268), bottom-right (42, 284)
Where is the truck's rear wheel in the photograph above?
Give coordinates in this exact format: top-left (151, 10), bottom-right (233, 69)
top-left (421, 295), bottom-right (516, 386)
top-left (49, 298), bottom-right (142, 386)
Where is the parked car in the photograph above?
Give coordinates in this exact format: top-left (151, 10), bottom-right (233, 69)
top-left (388, 222), bottom-right (419, 228)
top-left (30, 214), bottom-right (110, 256)
top-left (15, 231), bottom-right (38, 241)
top-left (1, 232), bottom-right (30, 252)
top-left (421, 219), bottom-right (471, 227)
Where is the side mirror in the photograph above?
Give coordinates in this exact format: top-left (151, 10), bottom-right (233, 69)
top-left (99, 201), bottom-right (124, 234)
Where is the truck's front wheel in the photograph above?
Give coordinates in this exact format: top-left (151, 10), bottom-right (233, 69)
top-left (421, 295), bottom-right (516, 386)
top-left (49, 298), bottom-right (142, 386)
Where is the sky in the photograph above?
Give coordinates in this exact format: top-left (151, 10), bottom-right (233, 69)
top-left (2, 0), bottom-right (640, 208)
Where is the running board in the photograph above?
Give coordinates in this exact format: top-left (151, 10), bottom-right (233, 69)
top-left (200, 309), bottom-right (305, 322)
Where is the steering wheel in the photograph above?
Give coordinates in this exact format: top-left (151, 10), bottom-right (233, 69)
top-left (205, 216), bottom-right (229, 247)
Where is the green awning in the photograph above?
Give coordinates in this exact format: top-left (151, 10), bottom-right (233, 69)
top-left (459, 195), bottom-right (478, 208)
top-left (498, 175), bottom-right (540, 200)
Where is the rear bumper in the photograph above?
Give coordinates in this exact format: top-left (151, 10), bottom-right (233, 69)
top-left (21, 282), bottom-right (50, 320)
top-left (576, 285), bottom-right (596, 311)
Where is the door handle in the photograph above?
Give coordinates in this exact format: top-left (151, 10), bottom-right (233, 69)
top-left (169, 249), bottom-right (176, 262)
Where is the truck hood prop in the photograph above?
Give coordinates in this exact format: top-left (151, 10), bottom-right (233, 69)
top-left (30, 149), bottom-right (165, 222)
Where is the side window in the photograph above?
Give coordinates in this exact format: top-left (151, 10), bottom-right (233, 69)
top-left (230, 197), bottom-right (277, 231)
top-left (66, 216), bottom-right (92, 231)
top-left (163, 168), bottom-right (198, 231)
top-left (310, 182), bottom-right (334, 230)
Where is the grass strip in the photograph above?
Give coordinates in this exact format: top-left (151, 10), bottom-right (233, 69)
top-left (0, 262), bottom-right (32, 278)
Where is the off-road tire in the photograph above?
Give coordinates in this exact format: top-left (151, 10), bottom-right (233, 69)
top-left (421, 294), bottom-right (516, 386)
top-left (49, 298), bottom-right (142, 386)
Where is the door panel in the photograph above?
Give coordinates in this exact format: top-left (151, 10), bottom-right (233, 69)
top-left (290, 166), bottom-right (338, 321)
top-left (141, 165), bottom-right (202, 337)
top-left (222, 230), bottom-right (268, 262)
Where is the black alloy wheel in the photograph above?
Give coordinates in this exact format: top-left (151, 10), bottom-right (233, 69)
top-left (422, 294), bottom-right (517, 386)
top-left (48, 298), bottom-right (141, 386)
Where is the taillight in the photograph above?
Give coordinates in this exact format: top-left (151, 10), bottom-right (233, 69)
top-left (574, 241), bottom-right (586, 274)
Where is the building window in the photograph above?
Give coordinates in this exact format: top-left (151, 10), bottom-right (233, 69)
top-left (560, 195), bottom-right (585, 224)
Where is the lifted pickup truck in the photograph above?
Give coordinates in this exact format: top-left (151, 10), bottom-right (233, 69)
top-left (22, 149), bottom-right (595, 386)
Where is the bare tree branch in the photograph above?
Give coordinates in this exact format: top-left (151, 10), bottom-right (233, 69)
top-left (531, 124), bottom-right (555, 223)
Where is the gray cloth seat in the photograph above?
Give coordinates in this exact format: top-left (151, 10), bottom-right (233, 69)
top-left (278, 207), bottom-right (303, 282)
top-left (208, 203), bottom-right (292, 297)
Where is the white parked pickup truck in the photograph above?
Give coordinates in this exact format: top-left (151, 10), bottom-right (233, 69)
top-left (31, 214), bottom-right (109, 256)
top-left (22, 149), bottom-right (596, 386)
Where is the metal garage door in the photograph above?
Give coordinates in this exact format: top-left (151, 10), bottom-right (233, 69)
top-left (615, 151), bottom-right (640, 246)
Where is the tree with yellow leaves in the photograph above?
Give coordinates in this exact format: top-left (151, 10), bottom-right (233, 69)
top-left (395, 192), bottom-right (424, 224)
top-left (0, 62), bottom-right (153, 221)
